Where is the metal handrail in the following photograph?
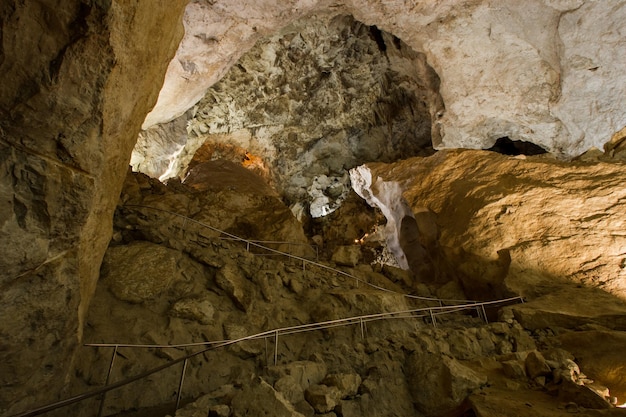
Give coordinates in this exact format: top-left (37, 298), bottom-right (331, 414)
top-left (10, 296), bottom-right (523, 417)
top-left (122, 204), bottom-right (492, 306)
top-left (217, 237), bottom-right (319, 261)
top-left (84, 296), bottom-right (522, 349)
top-left (7, 204), bottom-right (524, 416)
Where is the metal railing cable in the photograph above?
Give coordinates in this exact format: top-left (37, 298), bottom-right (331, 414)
top-left (8, 296), bottom-right (523, 417)
top-left (6, 205), bottom-right (526, 417)
top-left (84, 296), bottom-right (522, 350)
top-left (217, 237), bottom-right (319, 261)
top-left (122, 204), bottom-right (497, 306)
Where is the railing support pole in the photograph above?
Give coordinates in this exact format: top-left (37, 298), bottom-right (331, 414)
top-left (429, 309), bottom-right (437, 328)
top-left (481, 305), bottom-right (488, 323)
top-left (175, 358), bottom-right (188, 412)
top-left (98, 345), bottom-right (118, 417)
top-left (274, 330), bottom-right (279, 366)
top-left (360, 318), bottom-right (365, 340)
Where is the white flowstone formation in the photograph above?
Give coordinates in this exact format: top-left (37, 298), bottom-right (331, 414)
top-left (350, 165), bottom-right (414, 269)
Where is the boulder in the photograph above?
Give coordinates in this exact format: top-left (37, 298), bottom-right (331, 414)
top-left (322, 373), bottom-right (362, 398)
top-left (557, 380), bottom-right (612, 410)
top-left (169, 297), bottom-right (215, 324)
top-left (501, 360), bottom-right (527, 380)
top-left (304, 384), bottom-right (342, 413)
top-left (407, 353), bottom-right (487, 415)
top-left (102, 241), bottom-right (181, 303)
top-left (525, 351), bottom-right (552, 380)
top-left (231, 378), bottom-right (305, 417)
top-left (215, 263), bottom-right (253, 312)
top-left (270, 361), bottom-right (328, 405)
top-left (331, 246), bottom-right (362, 267)
top-left (336, 400), bottom-right (362, 417)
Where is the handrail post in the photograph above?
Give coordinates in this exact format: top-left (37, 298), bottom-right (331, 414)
top-left (428, 309), bottom-right (437, 328)
top-left (274, 330), bottom-right (279, 366)
top-left (175, 358), bottom-right (188, 412)
top-left (246, 241), bottom-right (250, 252)
top-left (98, 345), bottom-right (118, 417)
top-left (360, 318), bottom-right (365, 340)
top-left (481, 305), bottom-right (488, 323)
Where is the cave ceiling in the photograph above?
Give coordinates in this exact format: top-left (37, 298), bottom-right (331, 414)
top-left (132, 13), bottom-right (442, 217)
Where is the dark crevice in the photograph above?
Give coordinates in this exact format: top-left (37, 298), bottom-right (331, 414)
top-left (392, 35), bottom-right (402, 50)
top-left (13, 197), bottom-right (27, 229)
top-left (368, 25), bottom-right (386, 53)
top-left (487, 137), bottom-right (548, 156)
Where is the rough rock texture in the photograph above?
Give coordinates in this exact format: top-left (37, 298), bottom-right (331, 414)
top-left (4, 1), bottom-right (626, 416)
top-left (67, 175), bottom-right (626, 417)
top-left (101, 241), bottom-right (183, 304)
top-left (135, 13), bottom-right (441, 215)
top-left (120, 164), bottom-right (312, 256)
top-left (0, 1), bottom-right (186, 413)
top-left (361, 150), bottom-right (626, 300)
top-left (146, 0), bottom-right (626, 157)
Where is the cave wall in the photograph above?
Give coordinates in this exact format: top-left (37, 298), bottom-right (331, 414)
top-left (134, 13), bottom-right (442, 217)
top-left (361, 150), bottom-right (626, 301)
top-left (146, 0), bottom-right (626, 158)
top-left (0, 0), bottom-right (186, 413)
top-left (1, 0), bottom-right (625, 414)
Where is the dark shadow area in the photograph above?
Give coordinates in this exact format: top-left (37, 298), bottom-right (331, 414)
top-left (487, 137), bottom-right (548, 156)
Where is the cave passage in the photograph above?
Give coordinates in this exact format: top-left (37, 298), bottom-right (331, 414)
top-left (487, 137), bottom-right (548, 156)
top-left (131, 13), bottom-right (444, 221)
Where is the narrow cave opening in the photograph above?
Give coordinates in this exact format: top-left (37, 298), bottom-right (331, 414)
top-left (487, 137), bottom-right (548, 156)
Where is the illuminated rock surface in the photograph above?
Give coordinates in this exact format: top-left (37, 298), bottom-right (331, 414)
top-left (2, 1), bottom-right (626, 416)
top-left (147, 0), bottom-right (626, 157)
top-left (134, 13), bottom-right (440, 216)
top-left (363, 149), bottom-right (626, 300)
top-left (0, 1), bottom-right (186, 412)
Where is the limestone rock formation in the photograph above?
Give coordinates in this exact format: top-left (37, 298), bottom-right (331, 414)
top-left (3, 1), bottom-right (626, 416)
top-left (66, 173), bottom-right (626, 417)
top-left (135, 13), bottom-right (441, 215)
top-left (147, 0), bottom-right (626, 157)
top-left (0, 1), bottom-right (186, 413)
top-left (359, 149), bottom-right (626, 300)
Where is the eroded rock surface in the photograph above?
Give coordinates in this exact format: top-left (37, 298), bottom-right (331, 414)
top-left (135, 13), bottom-right (441, 216)
top-left (0, 1), bottom-right (186, 413)
top-left (66, 170), bottom-right (626, 417)
top-left (147, 0), bottom-right (626, 157)
top-left (361, 150), bottom-right (626, 300)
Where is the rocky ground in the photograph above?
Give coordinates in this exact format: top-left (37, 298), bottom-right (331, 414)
top-left (61, 153), bottom-right (626, 417)
top-left (360, 149), bottom-right (626, 302)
